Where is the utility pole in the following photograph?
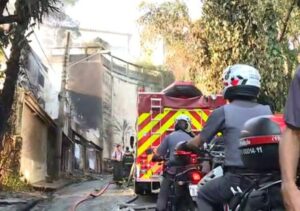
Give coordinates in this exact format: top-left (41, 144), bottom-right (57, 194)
top-left (60, 31), bottom-right (71, 122)
top-left (57, 31), bottom-right (71, 176)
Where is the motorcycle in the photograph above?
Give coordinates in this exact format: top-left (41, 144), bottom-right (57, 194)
top-left (153, 148), bottom-right (206, 211)
top-left (198, 115), bottom-right (286, 211)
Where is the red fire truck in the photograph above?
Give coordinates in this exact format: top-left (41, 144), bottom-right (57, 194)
top-left (134, 81), bottom-right (225, 194)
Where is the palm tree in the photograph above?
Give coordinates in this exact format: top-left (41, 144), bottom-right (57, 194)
top-left (0, 0), bottom-right (60, 144)
top-left (111, 119), bottom-right (132, 149)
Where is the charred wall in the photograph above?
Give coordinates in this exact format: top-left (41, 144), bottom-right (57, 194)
top-left (66, 57), bottom-right (103, 131)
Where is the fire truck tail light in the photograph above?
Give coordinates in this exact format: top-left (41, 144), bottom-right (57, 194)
top-left (189, 171), bottom-right (202, 185)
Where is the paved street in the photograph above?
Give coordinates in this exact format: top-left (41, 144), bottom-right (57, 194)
top-left (31, 175), bottom-right (156, 211)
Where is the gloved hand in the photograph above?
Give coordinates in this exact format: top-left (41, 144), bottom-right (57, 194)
top-left (152, 154), bottom-right (164, 162)
top-left (176, 141), bottom-right (204, 155)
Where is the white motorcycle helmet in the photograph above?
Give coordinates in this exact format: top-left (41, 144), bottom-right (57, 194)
top-left (222, 64), bottom-right (261, 100)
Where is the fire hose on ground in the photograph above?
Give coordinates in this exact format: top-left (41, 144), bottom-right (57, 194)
top-left (70, 163), bottom-right (156, 211)
top-left (70, 180), bottom-right (156, 211)
top-left (70, 181), bottom-right (114, 211)
top-left (70, 161), bottom-right (134, 211)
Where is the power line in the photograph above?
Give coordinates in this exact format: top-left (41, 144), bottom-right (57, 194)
top-left (44, 24), bottom-right (132, 37)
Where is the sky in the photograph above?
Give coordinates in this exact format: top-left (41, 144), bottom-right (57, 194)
top-left (66, 0), bottom-right (202, 63)
top-left (26, 0), bottom-right (202, 103)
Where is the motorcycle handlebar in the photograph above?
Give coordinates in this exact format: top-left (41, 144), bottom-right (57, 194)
top-left (152, 155), bottom-right (165, 162)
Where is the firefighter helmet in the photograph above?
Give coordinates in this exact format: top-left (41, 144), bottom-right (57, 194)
top-left (175, 114), bottom-right (191, 123)
top-left (175, 114), bottom-right (191, 131)
top-left (222, 64), bottom-right (261, 100)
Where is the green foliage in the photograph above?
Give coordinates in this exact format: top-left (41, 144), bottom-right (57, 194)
top-left (112, 119), bottom-right (132, 148)
top-left (0, 0), bottom-right (60, 51)
top-left (139, 0), bottom-right (300, 112)
top-left (15, 0), bottom-right (60, 28)
top-left (0, 28), bottom-right (9, 48)
top-left (0, 135), bottom-right (29, 191)
top-left (81, 37), bottom-right (110, 54)
top-left (139, 1), bottom-right (191, 81)
top-left (112, 119), bottom-right (132, 137)
top-left (1, 172), bottom-right (31, 191)
top-left (139, 0), bottom-right (190, 44)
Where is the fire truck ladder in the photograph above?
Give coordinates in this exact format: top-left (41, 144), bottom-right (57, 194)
top-left (150, 98), bottom-right (162, 138)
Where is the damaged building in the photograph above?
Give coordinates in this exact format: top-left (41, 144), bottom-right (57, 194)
top-left (13, 45), bottom-right (104, 185)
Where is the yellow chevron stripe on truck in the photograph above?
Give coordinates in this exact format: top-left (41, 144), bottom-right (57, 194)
top-left (187, 110), bottom-right (202, 130)
top-left (137, 109), bottom-right (210, 180)
top-left (197, 110), bottom-right (208, 122)
top-left (138, 109), bottom-right (182, 156)
top-left (142, 163), bottom-right (161, 179)
top-left (137, 109), bottom-right (171, 140)
top-left (138, 113), bottom-right (150, 125)
top-left (138, 109), bottom-right (200, 157)
top-left (137, 109), bottom-right (204, 142)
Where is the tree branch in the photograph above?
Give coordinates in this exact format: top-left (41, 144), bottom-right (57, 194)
top-left (0, 28), bottom-right (24, 143)
top-left (0, 0), bottom-right (9, 15)
top-left (0, 15), bottom-right (19, 25)
top-left (278, 0), bottom-right (297, 42)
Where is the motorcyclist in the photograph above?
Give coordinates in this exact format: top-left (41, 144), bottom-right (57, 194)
top-left (178, 64), bottom-right (272, 211)
top-left (280, 67), bottom-right (300, 210)
top-left (153, 114), bottom-right (194, 211)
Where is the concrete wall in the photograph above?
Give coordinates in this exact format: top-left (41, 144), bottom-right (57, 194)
top-left (102, 67), bottom-right (113, 158)
top-left (103, 74), bottom-right (161, 159)
top-left (23, 47), bottom-right (59, 119)
top-left (100, 54), bottom-right (164, 159)
top-left (101, 67), bottom-right (141, 159)
top-left (101, 56), bottom-right (163, 159)
top-left (110, 77), bottom-right (138, 153)
top-left (20, 104), bottom-right (48, 183)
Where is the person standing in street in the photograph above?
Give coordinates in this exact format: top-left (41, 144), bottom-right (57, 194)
top-left (123, 146), bottom-right (134, 178)
top-left (112, 144), bottom-right (124, 183)
top-left (280, 68), bottom-right (300, 211)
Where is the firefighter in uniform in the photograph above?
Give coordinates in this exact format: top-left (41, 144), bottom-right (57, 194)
top-left (280, 67), bottom-right (300, 210)
top-left (178, 64), bottom-right (272, 211)
top-left (153, 114), bottom-right (194, 211)
top-left (123, 147), bottom-right (134, 178)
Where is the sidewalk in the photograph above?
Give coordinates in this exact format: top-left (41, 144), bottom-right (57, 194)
top-left (32, 178), bottom-right (74, 192)
top-left (0, 178), bottom-right (77, 210)
top-left (0, 191), bottom-right (46, 211)
top-left (0, 173), bottom-right (106, 210)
